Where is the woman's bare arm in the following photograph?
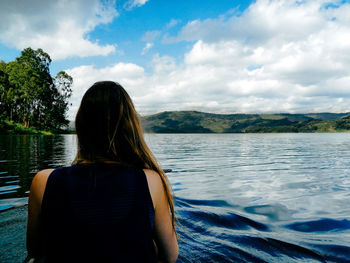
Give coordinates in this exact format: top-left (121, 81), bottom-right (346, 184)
top-left (26, 169), bottom-right (53, 258)
top-left (144, 169), bottom-right (179, 263)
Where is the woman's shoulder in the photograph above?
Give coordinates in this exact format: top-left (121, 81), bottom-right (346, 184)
top-left (37, 169), bottom-right (55, 176)
top-left (143, 169), bottom-right (162, 188)
top-left (29, 169), bottom-right (55, 206)
top-left (32, 169), bottom-right (55, 187)
top-left (143, 169), bottom-right (164, 210)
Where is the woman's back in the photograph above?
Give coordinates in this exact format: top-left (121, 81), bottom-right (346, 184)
top-left (41, 163), bottom-right (156, 262)
top-left (27, 81), bottom-right (178, 262)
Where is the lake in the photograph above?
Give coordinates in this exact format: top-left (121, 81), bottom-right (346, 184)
top-left (1, 133), bottom-right (350, 262)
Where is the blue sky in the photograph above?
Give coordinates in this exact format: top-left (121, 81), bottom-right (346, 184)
top-left (51, 0), bottom-right (254, 73)
top-left (1, 0), bottom-right (350, 119)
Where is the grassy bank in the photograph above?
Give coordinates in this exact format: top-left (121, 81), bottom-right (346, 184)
top-left (0, 120), bottom-right (52, 135)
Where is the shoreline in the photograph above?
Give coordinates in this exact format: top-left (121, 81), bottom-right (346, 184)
top-left (2, 131), bottom-right (350, 135)
top-left (0, 120), bottom-right (73, 135)
top-left (0, 205), bottom-right (28, 263)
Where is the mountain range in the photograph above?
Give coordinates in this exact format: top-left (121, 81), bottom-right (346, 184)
top-left (141, 111), bottom-right (350, 133)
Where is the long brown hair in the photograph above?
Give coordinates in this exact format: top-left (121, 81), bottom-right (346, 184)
top-left (73, 81), bottom-right (176, 231)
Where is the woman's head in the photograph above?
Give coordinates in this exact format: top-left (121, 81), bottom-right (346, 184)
top-left (75, 81), bottom-right (143, 165)
top-left (74, 81), bottom-right (176, 230)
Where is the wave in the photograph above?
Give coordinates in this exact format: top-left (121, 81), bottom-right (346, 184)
top-left (175, 197), bottom-right (350, 262)
top-left (285, 218), bottom-right (350, 232)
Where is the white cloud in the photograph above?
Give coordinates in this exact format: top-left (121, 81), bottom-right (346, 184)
top-left (166, 19), bottom-right (181, 29)
top-left (124, 0), bottom-right (149, 10)
top-left (167, 1), bottom-right (331, 44)
top-left (141, 43), bottom-right (153, 55)
top-left (66, 63), bottom-right (146, 118)
top-left (66, 0), bottom-right (350, 117)
top-left (0, 0), bottom-right (118, 60)
top-left (141, 30), bottom-right (161, 42)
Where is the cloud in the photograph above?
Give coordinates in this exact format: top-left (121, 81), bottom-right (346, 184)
top-left (141, 30), bottom-right (161, 42)
top-left (66, 63), bottom-right (146, 118)
top-left (167, 1), bottom-right (331, 44)
top-left (141, 43), bottom-right (153, 55)
top-left (143, 20), bottom-right (180, 45)
top-left (165, 19), bottom-right (181, 29)
top-left (124, 0), bottom-right (149, 10)
top-left (66, 0), bottom-right (350, 118)
top-left (0, 0), bottom-right (118, 60)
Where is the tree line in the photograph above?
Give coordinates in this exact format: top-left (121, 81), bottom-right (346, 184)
top-left (0, 48), bottom-right (72, 131)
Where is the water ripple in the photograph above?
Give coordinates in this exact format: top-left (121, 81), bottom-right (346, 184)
top-left (181, 209), bottom-right (269, 232)
top-left (285, 218), bottom-right (350, 232)
top-left (1, 134), bottom-right (350, 262)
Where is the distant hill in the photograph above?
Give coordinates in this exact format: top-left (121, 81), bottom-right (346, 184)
top-left (141, 111), bottom-right (350, 133)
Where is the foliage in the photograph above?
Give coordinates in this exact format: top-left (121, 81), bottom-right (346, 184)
top-left (0, 120), bottom-right (52, 135)
top-left (334, 115), bottom-right (350, 130)
top-left (0, 48), bottom-right (72, 132)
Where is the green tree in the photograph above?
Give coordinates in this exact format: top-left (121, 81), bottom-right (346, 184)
top-left (46, 71), bottom-right (73, 129)
top-left (1, 47), bottom-right (72, 131)
top-left (0, 60), bottom-right (9, 119)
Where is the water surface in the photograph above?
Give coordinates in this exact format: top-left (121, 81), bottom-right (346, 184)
top-left (1, 133), bottom-right (350, 262)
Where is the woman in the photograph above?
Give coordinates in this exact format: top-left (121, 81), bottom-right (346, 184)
top-left (27, 81), bottom-right (178, 262)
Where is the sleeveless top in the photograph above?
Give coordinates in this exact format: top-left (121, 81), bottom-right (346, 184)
top-left (41, 163), bottom-right (157, 263)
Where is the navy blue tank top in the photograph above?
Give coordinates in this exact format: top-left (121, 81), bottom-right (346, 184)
top-left (41, 163), bottom-right (157, 263)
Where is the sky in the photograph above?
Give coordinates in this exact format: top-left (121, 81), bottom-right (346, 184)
top-left (1, 0), bottom-right (350, 119)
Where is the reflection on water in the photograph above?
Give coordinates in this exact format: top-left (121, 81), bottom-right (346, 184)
top-left (1, 133), bottom-right (350, 262)
top-left (0, 135), bottom-right (76, 201)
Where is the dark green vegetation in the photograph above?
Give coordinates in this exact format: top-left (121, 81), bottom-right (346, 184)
top-left (0, 48), bottom-right (72, 134)
top-left (0, 120), bottom-right (52, 135)
top-left (142, 111), bottom-right (350, 133)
